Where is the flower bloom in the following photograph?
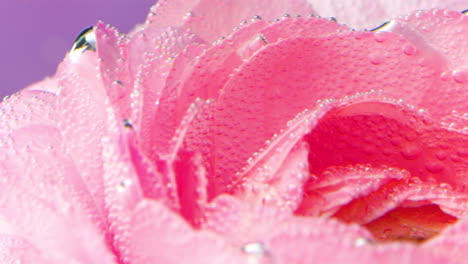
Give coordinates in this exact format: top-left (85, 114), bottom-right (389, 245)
top-left (1, 0), bottom-right (467, 263)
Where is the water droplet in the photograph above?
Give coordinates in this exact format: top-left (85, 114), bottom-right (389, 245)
top-left (123, 119), bottom-right (133, 128)
top-left (435, 150), bottom-right (449, 160)
top-left (440, 71), bottom-right (451, 81)
top-left (452, 70), bottom-right (468, 83)
top-left (71, 26), bottom-right (96, 52)
top-left (425, 161), bottom-right (445, 173)
top-left (117, 178), bottom-right (132, 192)
top-left (353, 31), bottom-right (367, 40)
top-left (370, 21), bottom-right (390, 31)
top-left (368, 52), bottom-right (384, 65)
top-left (382, 228), bottom-right (393, 238)
top-left (328, 17), bottom-right (337, 22)
top-left (252, 15), bottom-right (262, 21)
top-left (403, 44), bottom-right (416, 56)
top-left (439, 182), bottom-right (452, 190)
top-left (184, 12), bottom-right (194, 20)
top-left (400, 142), bottom-right (421, 160)
top-left (355, 237), bottom-right (374, 247)
top-left (242, 242), bottom-right (268, 256)
top-left (373, 31), bottom-right (388, 43)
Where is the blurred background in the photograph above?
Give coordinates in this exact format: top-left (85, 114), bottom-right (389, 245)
top-left (0, 0), bottom-right (155, 98)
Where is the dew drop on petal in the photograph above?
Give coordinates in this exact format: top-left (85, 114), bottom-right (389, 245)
top-left (242, 241), bottom-right (268, 256)
top-left (354, 237), bottom-right (374, 247)
top-left (425, 160), bottom-right (445, 173)
top-left (440, 71), bottom-right (451, 81)
top-left (368, 52), bottom-right (384, 65)
top-left (70, 26), bottom-right (96, 52)
top-left (452, 69), bottom-right (468, 83)
top-left (118, 178), bottom-right (132, 192)
top-left (400, 142), bottom-right (421, 160)
top-left (370, 21), bottom-right (391, 31)
top-left (373, 31), bottom-right (388, 43)
top-left (402, 44), bottom-right (416, 56)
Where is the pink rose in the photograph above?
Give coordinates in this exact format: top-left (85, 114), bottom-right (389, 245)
top-left (1, 0), bottom-right (467, 263)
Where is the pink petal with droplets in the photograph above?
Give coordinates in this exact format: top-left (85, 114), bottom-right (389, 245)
top-left (148, 0), bottom-right (316, 42)
top-left (235, 134), bottom-right (311, 212)
top-left (205, 26), bottom-right (466, 197)
top-left (0, 235), bottom-right (50, 264)
top-left (296, 165), bottom-right (411, 217)
top-left (127, 199), bottom-right (245, 264)
top-left (95, 22), bottom-right (134, 120)
top-left (150, 17), bottom-right (349, 159)
top-left (305, 101), bottom-right (467, 190)
top-left (381, 10), bottom-right (468, 71)
top-left (55, 52), bottom-right (112, 224)
top-left (426, 216), bottom-right (468, 263)
top-left (0, 123), bottom-right (114, 263)
top-left (0, 90), bottom-right (57, 135)
top-left (307, 0), bottom-right (468, 29)
top-left (130, 28), bottom-right (204, 160)
top-left (174, 151), bottom-right (209, 227)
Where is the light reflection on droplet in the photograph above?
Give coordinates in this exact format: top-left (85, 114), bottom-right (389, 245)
top-left (118, 178), bottom-right (132, 192)
top-left (69, 26), bottom-right (96, 62)
top-left (242, 241), bottom-right (268, 256)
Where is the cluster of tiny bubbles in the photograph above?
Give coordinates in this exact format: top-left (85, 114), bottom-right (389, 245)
top-left (213, 36), bottom-right (226, 45)
top-left (287, 109), bottom-right (310, 129)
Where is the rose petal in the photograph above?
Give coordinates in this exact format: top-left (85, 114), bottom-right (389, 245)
top-left (0, 90), bottom-right (57, 134)
top-left (382, 10), bottom-right (468, 70)
top-left (426, 216), bottom-right (468, 263)
top-left (234, 134), bottom-right (311, 211)
top-left (307, 0), bottom-right (468, 29)
top-left (55, 52), bottom-right (112, 223)
top-left (147, 0), bottom-right (316, 42)
top-left (151, 17), bottom-right (349, 157)
top-left (305, 101), bottom-right (466, 190)
top-left (296, 165), bottom-right (411, 217)
top-left (203, 196), bottom-right (451, 263)
top-left (127, 199), bottom-right (245, 264)
top-left (0, 235), bottom-right (49, 263)
top-left (0, 124), bottom-right (114, 263)
top-left (95, 22), bottom-right (134, 120)
top-left (132, 29), bottom-right (204, 160)
top-left (204, 28), bottom-right (466, 196)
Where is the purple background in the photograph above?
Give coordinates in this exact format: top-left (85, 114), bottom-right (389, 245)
top-left (0, 0), bottom-right (155, 98)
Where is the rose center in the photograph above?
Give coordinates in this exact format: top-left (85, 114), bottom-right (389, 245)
top-left (296, 103), bottom-right (464, 243)
top-left (333, 203), bottom-right (457, 243)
